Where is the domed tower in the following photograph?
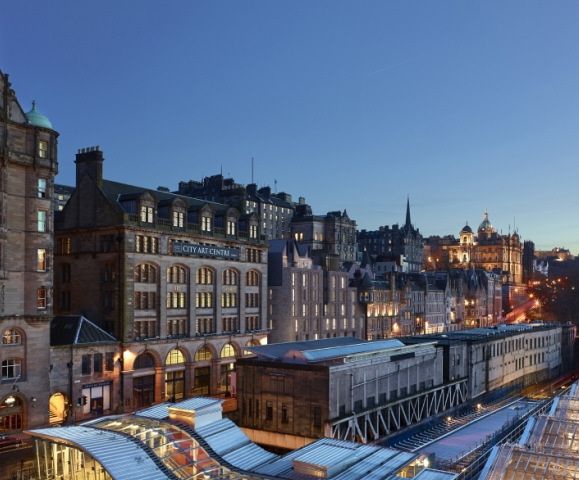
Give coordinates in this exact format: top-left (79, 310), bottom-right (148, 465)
top-left (478, 210), bottom-right (494, 241)
top-left (0, 70), bottom-right (59, 431)
top-left (460, 223), bottom-right (474, 246)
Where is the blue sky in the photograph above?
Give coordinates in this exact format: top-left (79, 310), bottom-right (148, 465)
top-left (3, 1), bottom-right (578, 254)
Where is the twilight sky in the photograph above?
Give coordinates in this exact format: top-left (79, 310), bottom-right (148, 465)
top-left (3, 1), bottom-right (578, 254)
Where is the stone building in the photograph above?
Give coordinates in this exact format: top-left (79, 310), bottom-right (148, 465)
top-left (291, 206), bottom-right (357, 264)
top-left (267, 238), bottom-right (364, 343)
top-left (54, 147), bottom-right (269, 411)
top-left (357, 199), bottom-right (424, 273)
top-left (0, 69), bottom-right (59, 432)
top-left (177, 174), bottom-right (300, 241)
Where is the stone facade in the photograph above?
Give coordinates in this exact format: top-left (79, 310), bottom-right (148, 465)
top-left (54, 147), bottom-right (269, 411)
top-left (0, 69), bottom-right (59, 432)
top-left (267, 239), bottom-right (364, 343)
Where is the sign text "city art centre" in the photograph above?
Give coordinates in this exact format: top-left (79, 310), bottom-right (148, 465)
top-left (173, 242), bottom-right (239, 260)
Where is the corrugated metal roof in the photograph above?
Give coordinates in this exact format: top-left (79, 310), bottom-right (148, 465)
top-left (300, 339), bottom-right (406, 362)
top-left (28, 426), bottom-right (168, 480)
top-left (246, 337), bottom-right (365, 361)
top-left (413, 469), bottom-right (458, 480)
top-left (136, 397), bottom-right (222, 419)
top-left (196, 418), bottom-right (278, 470)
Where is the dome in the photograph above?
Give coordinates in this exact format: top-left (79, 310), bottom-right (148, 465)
top-left (478, 211), bottom-right (493, 231)
top-left (25, 101), bottom-right (53, 129)
top-left (461, 224), bottom-right (472, 233)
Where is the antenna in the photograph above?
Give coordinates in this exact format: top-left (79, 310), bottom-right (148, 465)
top-left (252, 157), bottom-right (254, 184)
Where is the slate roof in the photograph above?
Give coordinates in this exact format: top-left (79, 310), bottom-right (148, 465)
top-left (50, 315), bottom-right (118, 346)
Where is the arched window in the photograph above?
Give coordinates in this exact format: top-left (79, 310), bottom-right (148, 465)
top-left (166, 349), bottom-right (185, 365)
top-left (245, 270), bottom-right (260, 286)
top-left (167, 265), bottom-right (187, 284)
top-left (244, 339), bottom-right (260, 355)
top-left (194, 345), bottom-right (213, 362)
top-left (220, 343), bottom-right (236, 358)
top-left (133, 352), bottom-right (156, 369)
top-left (2, 329), bottom-right (22, 345)
top-left (222, 269), bottom-right (238, 286)
top-left (2, 359), bottom-right (22, 380)
top-left (134, 264), bottom-right (157, 283)
top-left (196, 267), bottom-right (214, 285)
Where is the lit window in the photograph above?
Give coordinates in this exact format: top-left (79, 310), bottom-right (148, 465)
top-left (173, 211), bottom-right (184, 228)
top-left (195, 345), bottom-right (213, 361)
top-left (37, 248), bottom-right (46, 271)
top-left (220, 343), bottom-right (235, 358)
top-left (38, 140), bottom-right (48, 158)
top-left (38, 178), bottom-right (47, 198)
top-left (2, 329), bottom-right (21, 345)
top-left (166, 348), bottom-right (185, 365)
top-left (227, 220), bottom-right (236, 236)
top-left (140, 206), bottom-right (154, 223)
top-left (37, 288), bottom-right (47, 309)
top-left (201, 216), bottom-right (212, 232)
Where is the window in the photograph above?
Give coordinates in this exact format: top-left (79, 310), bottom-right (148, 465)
top-left (61, 263), bottom-right (71, 283)
top-left (105, 352), bottom-right (114, 371)
top-left (93, 353), bottom-right (103, 373)
top-left (196, 267), bottom-right (214, 285)
top-left (246, 270), bottom-right (260, 286)
top-left (194, 345), bottom-right (214, 361)
top-left (38, 210), bottom-right (47, 232)
top-left (250, 224), bottom-right (258, 239)
top-left (270, 375), bottom-right (284, 393)
top-left (60, 237), bottom-right (71, 255)
top-left (140, 206), bottom-right (154, 223)
top-left (2, 329), bottom-right (21, 345)
top-left (135, 291), bottom-right (156, 309)
top-left (266, 401), bottom-right (273, 421)
top-left (135, 264), bottom-right (157, 283)
top-left (167, 318), bottom-right (186, 337)
top-left (196, 318), bottom-right (214, 335)
top-left (167, 266), bottom-right (187, 284)
top-left (81, 355), bottom-right (91, 375)
top-left (173, 211), bottom-right (184, 228)
top-left (38, 140), bottom-right (48, 158)
top-left (227, 220), bottom-right (236, 236)
top-left (1, 359), bottom-right (21, 380)
top-left (221, 292), bottom-right (237, 308)
top-left (281, 404), bottom-right (289, 423)
top-left (166, 348), bottom-right (185, 365)
top-left (195, 292), bottom-right (213, 308)
top-left (222, 317), bottom-right (237, 332)
top-left (167, 292), bottom-right (186, 309)
top-left (38, 178), bottom-right (47, 198)
top-left (220, 343), bottom-right (235, 358)
top-left (134, 353), bottom-right (156, 369)
top-left (201, 215), bottom-right (212, 232)
top-left (37, 288), bottom-right (47, 309)
top-left (222, 269), bottom-right (238, 285)
top-left (135, 235), bottom-right (158, 253)
top-left (37, 249), bottom-right (46, 271)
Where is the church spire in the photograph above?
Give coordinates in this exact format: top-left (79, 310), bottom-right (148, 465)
top-left (405, 196), bottom-right (411, 228)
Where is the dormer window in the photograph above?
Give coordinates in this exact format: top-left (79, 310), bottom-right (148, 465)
top-left (250, 224), bottom-right (258, 239)
top-left (140, 206), bottom-right (154, 223)
top-left (201, 215), bottom-right (212, 232)
top-left (173, 211), bottom-right (184, 228)
top-left (227, 219), bottom-right (236, 236)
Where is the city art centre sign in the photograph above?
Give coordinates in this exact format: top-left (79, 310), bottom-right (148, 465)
top-left (173, 242), bottom-right (239, 260)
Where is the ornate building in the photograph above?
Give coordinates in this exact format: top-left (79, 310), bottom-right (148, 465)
top-left (54, 147), bottom-right (269, 415)
top-left (0, 69), bottom-right (59, 432)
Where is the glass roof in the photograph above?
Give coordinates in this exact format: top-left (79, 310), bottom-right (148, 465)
top-left (89, 416), bottom-right (267, 480)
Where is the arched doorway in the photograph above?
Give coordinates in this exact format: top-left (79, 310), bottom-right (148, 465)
top-left (0, 395), bottom-right (23, 433)
top-left (133, 352), bottom-right (156, 408)
top-left (49, 392), bottom-right (68, 425)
